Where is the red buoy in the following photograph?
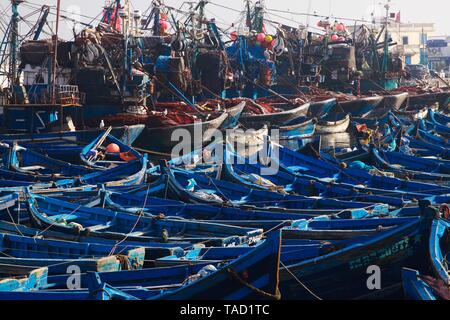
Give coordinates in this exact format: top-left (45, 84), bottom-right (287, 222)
top-left (106, 143), bottom-right (121, 153)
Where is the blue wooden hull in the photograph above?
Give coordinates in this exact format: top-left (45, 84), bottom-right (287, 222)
top-left (163, 166), bottom-right (388, 213)
top-left (0, 126), bottom-right (144, 163)
top-left (279, 207), bottom-right (436, 299)
top-left (402, 268), bottom-right (436, 300)
top-left (26, 192), bottom-right (263, 246)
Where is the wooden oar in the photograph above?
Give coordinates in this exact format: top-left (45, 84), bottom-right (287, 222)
top-left (87, 126), bottom-right (112, 162)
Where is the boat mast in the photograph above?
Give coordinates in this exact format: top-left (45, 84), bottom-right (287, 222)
top-left (51, 0), bottom-right (61, 104)
top-left (9, 0), bottom-right (23, 88)
top-left (253, 0), bottom-right (265, 33)
top-left (381, 1), bottom-right (390, 75)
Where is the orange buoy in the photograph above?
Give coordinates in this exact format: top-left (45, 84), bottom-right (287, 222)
top-left (106, 143), bottom-right (121, 153)
top-left (119, 151), bottom-right (137, 162)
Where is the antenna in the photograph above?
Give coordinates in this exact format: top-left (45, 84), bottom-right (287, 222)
top-left (51, 0), bottom-right (61, 104)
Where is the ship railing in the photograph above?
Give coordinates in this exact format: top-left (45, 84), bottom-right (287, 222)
top-left (57, 91), bottom-right (86, 106)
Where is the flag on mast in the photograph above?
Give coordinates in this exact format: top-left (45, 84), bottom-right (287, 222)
top-left (395, 11), bottom-right (401, 23)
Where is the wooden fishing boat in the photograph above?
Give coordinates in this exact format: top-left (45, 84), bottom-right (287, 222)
top-left (402, 268), bottom-right (437, 300)
top-left (0, 231), bottom-right (282, 300)
top-left (352, 110), bottom-right (393, 128)
top-left (382, 92), bottom-right (409, 109)
top-left (371, 148), bottom-right (450, 181)
top-left (57, 154), bottom-right (148, 188)
top-left (336, 96), bottom-right (384, 117)
top-left (0, 232), bottom-right (146, 269)
top-left (3, 143), bottom-right (95, 177)
top-left (101, 189), bottom-right (395, 223)
top-left (333, 145), bottom-right (450, 181)
top-left (134, 111), bottom-right (228, 153)
top-left (268, 141), bottom-right (450, 203)
top-left (80, 130), bottom-right (143, 170)
top-left (147, 230), bottom-right (282, 300)
top-left (426, 218), bottom-right (450, 299)
top-left (220, 101), bottom-right (246, 129)
top-left (279, 203), bottom-right (437, 299)
top-left (315, 113), bottom-right (350, 134)
top-left (0, 218), bottom-right (195, 258)
top-left (409, 137), bottom-right (450, 160)
top-left (0, 272), bottom-right (137, 300)
top-left (162, 166), bottom-right (388, 213)
top-left (0, 155), bottom-right (148, 188)
top-left (26, 192), bottom-right (263, 246)
top-left (152, 100), bottom-right (247, 130)
top-left (428, 109), bottom-right (450, 138)
top-left (0, 266), bottom-right (48, 293)
top-left (408, 91), bottom-right (450, 109)
top-left (415, 120), bottom-right (450, 148)
top-left (402, 217), bottom-right (450, 300)
top-left (273, 118), bottom-right (316, 140)
top-left (0, 194), bottom-right (19, 211)
top-left (222, 144), bottom-right (414, 206)
top-left (0, 125), bottom-right (145, 163)
top-left (394, 105), bottom-right (430, 122)
top-left (239, 101), bottom-right (311, 128)
top-left (308, 98), bottom-right (337, 118)
top-left (372, 147), bottom-right (450, 175)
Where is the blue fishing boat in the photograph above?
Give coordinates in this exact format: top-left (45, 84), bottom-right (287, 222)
top-left (0, 266), bottom-right (48, 292)
top-left (274, 142), bottom-right (450, 198)
top-left (315, 113), bottom-right (350, 134)
top-left (408, 91), bottom-right (450, 109)
top-left (308, 99), bottom-right (338, 118)
top-left (101, 189), bottom-right (394, 223)
top-left (26, 192), bottom-right (263, 246)
top-left (225, 142), bottom-right (448, 206)
top-left (275, 118), bottom-right (316, 140)
top-left (219, 101), bottom-right (246, 129)
top-left (131, 111), bottom-right (229, 153)
top-left (278, 202), bottom-right (437, 299)
top-left (402, 268), bottom-right (437, 300)
top-left (0, 126), bottom-right (145, 163)
top-left (0, 231), bottom-right (282, 300)
top-left (371, 147), bottom-right (450, 178)
top-left (0, 232), bottom-right (146, 269)
top-left (402, 216), bottom-right (450, 300)
top-left (332, 145), bottom-right (450, 181)
top-left (162, 165), bottom-right (391, 213)
top-left (333, 96), bottom-right (384, 117)
top-left (3, 143), bottom-right (95, 177)
top-left (0, 272), bottom-right (137, 300)
top-left (80, 130), bottom-right (143, 170)
top-left (415, 120), bottom-right (450, 148)
top-left (428, 109), bottom-right (450, 138)
top-left (147, 230), bottom-right (281, 300)
top-left (56, 154), bottom-right (148, 188)
top-left (239, 102), bottom-right (311, 128)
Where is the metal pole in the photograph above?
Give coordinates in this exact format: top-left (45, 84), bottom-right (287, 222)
top-left (52, 0), bottom-right (61, 104)
top-left (9, 0), bottom-right (23, 87)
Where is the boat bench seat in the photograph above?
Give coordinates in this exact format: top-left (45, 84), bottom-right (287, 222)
top-left (20, 166), bottom-right (46, 171)
top-left (287, 165), bottom-right (309, 173)
top-left (87, 224), bottom-right (113, 232)
top-left (48, 214), bottom-right (79, 222)
top-left (127, 232), bottom-right (145, 236)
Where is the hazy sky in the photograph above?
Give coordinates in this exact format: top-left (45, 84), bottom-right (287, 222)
top-left (3, 0), bottom-right (449, 38)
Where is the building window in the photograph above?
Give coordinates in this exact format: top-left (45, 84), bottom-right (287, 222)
top-left (402, 36), bottom-right (409, 45)
top-left (405, 55), bottom-right (412, 65)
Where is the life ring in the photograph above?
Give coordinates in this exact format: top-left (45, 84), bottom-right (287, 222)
top-left (440, 204), bottom-right (450, 220)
